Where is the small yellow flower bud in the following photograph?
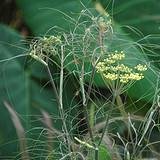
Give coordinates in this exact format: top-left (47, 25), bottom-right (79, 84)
top-left (96, 51), bottom-right (147, 85)
top-left (134, 64), bottom-right (147, 71)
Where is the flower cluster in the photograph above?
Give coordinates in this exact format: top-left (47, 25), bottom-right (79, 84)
top-left (97, 15), bottom-right (112, 34)
top-left (29, 36), bottom-right (61, 65)
top-left (134, 64), bottom-right (147, 71)
top-left (96, 51), bottom-right (147, 83)
top-left (104, 51), bottom-right (125, 64)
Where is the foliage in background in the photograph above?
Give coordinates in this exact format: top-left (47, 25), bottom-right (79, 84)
top-left (0, 0), bottom-right (160, 159)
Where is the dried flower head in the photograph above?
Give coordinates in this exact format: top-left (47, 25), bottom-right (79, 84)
top-left (98, 16), bottom-right (112, 33)
top-left (29, 36), bottom-right (61, 65)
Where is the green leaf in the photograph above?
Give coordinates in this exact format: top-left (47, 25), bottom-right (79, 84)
top-left (16, 0), bottom-right (93, 35)
top-left (0, 24), bottom-right (30, 156)
top-left (100, 0), bottom-right (160, 65)
top-left (98, 145), bottom-right (112, 160)
top-left (16, 0), bottom-right (159, 103)
top-left (0, 24), bottom-right (78, 157)
top-left (100, 0), bottom-right (160, 102)
top-left (101, 0), bottom-right (160, 35)
top-left (107, 24), bottom-right (158, 102)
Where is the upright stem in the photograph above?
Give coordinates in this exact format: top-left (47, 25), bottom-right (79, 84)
top-left (98, 114), bottom-right (109, 147)
top-left (99, 28), bottom-right (105, 54)
top-left (80, 57), bottom-right (97, 159)
top-left (82, 23), bottom-right (106, 160)
top-left (97, 93), bottom-right (115, 148)
top-left (116, 95), bottom-right (127, 118)
top-left (46, 64), bottom-right (59, 103)
top-left (59, 45), bottom-right (72, 153)
top-left (115, 94), bottom-right (133, 142)
top-left (83, 66), bottom-right (97, 147)
top-left (80, 63), bottom-right (95, 146)
top-left (95, 147), bottom-right (99, 160)
top-left (84, 66), bottom-right (96, 107)
top-left (45, 46), bottom-right (72, 155)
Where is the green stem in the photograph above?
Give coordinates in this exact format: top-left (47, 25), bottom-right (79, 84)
top-left (80, 55), bottom-right (95, 147)
top-left (84, 65), bottom-right (96, 107)
top-left (97, 93), bottom-right (115, 151)
top-left (46, 47), bottom-right (72, 156)
top-left (116, 95), bottom-right (127, 118)
top-left (80, 57), bottom-right (97, 159)
top-left (95, 147), bottom-right (99, 160)
top-left (59, 46), bottom-right (72, 154)
top-left (116, 94), bottom-right (133, 143)
top-left (98, 114), bottom-right (109, 147)
top-left (46, 64), bottom-right (59, 103)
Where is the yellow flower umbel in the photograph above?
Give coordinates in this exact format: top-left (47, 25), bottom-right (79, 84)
top-left (96, 51), bottom-right (147, 84)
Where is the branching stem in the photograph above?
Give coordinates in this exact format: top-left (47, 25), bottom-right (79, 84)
top-left (45, 46), bottom-right (72, 156)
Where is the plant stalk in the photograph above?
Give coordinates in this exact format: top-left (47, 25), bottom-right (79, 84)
top-left (59, 45), bottom-right (72, 153)
top-left (45, 46), bottom-right (72, 155)
top-left (97, 93), bottom-right (115, 149)
top-left (80, 57), bottom-right (97, 159)
top-left (116, 95), bottom-right (127, 118)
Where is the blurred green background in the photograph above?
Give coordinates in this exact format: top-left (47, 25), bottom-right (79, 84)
top-left (0, 0), bottom-right (159, 159)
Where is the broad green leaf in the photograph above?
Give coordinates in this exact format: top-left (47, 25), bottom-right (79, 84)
top-left (16, 0), bottom-right (93, 35)
top-left (0, 24), bottom-right (30, 156)
top-left (0, 24), bottom-right (78, 157)
top-left (100, 0), bottom-right (160, 102)
top-left (0, 25), bottom-right (30, 122)
top-left (100, 0), bottom-right (160, 35)
top-left (98, 145), bottom-right (112, 160)
top-left (107, 24), bottom-right (158, 102)
top-left (100, 0), bottom-right (160, 64)
top-left (16, 0), bottom-right (158, 103)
